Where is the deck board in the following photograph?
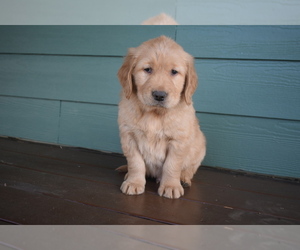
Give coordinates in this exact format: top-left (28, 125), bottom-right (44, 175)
top-left (0, 137), bottom-right (299, 225)
top-left (1, 186), bottom-right (162, 225)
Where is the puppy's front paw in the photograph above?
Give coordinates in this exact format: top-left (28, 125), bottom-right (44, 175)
top-left (158, 183), bottom-right (184, 199)
top-left (120, 180), bottom-right (145, 195)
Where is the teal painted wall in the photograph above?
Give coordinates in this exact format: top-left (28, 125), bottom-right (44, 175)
top-left (0, 26), bottom-right (299, 179)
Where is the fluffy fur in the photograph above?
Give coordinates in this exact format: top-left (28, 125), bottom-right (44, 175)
top-left (117, 36), bottom-right (206, 199)
top-left (141, 13), bottom-right (178, 25)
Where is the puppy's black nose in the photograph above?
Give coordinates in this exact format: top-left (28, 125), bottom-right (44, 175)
top-left (152, 91), bottom-right (167, 102)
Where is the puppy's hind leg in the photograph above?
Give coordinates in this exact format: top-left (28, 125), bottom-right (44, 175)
top-left (116, 165), bottom-right (129, 180)
top-left (180, 162), bottom-right (201, 187)
top-left (180, 168), bottom-right (193, 187)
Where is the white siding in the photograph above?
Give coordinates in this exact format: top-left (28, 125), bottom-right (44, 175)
top-left (0, 0), bottom-right (299, 25)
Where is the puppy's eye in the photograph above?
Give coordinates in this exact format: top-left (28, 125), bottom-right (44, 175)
top-left (171, 69), bottom-right (178, 75)
top-left (144, 68), bottom-right (152, 74)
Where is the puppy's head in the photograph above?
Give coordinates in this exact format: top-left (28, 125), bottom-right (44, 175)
top-left (118, 36), bottom-right (197, 108)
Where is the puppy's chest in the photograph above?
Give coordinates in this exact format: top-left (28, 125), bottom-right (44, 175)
top-left (135, 124), bottom-right (169, 151)
top-left (134, 117), bottom-right (170, 166)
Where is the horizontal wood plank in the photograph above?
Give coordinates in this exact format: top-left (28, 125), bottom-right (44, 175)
top-left (1, 159), bottom-right (297, 225)
top-left (0, 137), bottom-right (127, 170)
top-left (1, 226), bottom-right (299, 250)
top-left (0, 54), bottom-right (122, 105)
top-left (1, 0), bottom-right (300, 25)
top-left (1, 26), bottom-right (299, 60)
top-left (0, 225), bottom-right (184, 250)
top-left (0, 96), bottom-right (60, 143)
top-left (1, 25), bottom-right (299, 179)
top-left (58, 102), bottom-right (121, 153)
top-left (0, 186), bottom-right (162, 225)
top-left (194, 168), bottom-right (300, 200)
top-left (176, 26), bottom-right (300, 60)
top-left (1, 137), bottom-right (299, 200)
top-left (1, 137), bottom-right (299, 225)
top-left (1, 97), bottom-right (299, 178)
top-left (1, 54), bottom-right (299, 120)
top-left (195, 59), bottom-right (300, 120)
top-left (199, 113), bottom-right (300, 178)
top-left (0, 0), bottom-right (177, 25)
top-left (0, 26), bottom-right (176, 56)
top-left (1, 147), bottom-right (299, 222)
top-left (57, 104), bottom-right (300, 178)
top-left (176, 0), bottom-right (300, 25)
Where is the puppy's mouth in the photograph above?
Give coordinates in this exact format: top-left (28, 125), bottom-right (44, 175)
top-left (151, 101), bottom-right (167, 108)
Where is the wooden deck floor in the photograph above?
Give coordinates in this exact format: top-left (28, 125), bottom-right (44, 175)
top-left (0, 137), bottom-right (300, 225)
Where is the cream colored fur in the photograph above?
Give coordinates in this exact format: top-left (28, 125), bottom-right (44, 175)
top-left (117, 36), bottom-right (206, 199)
top-left (141, 13), bottom-right (178, 25)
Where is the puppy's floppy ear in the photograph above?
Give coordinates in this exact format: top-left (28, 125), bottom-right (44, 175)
top-left (118, 48), bottom-right (136, 99)
top-left (183, 54), bottom-right (198, 105)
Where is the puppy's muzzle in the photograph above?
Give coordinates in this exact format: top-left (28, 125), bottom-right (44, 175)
top-left (152, 91), bottom-right (168, 102)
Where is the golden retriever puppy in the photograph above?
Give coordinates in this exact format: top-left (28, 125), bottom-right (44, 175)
top-left (117, 36), bottom-right (206, 199)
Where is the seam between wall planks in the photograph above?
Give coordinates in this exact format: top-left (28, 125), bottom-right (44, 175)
top-left (0, 95), bottom-right (119, 108)
top-left (2, 52), bottom-right (300, 63)
top-left (174, 25), bottom-right (178, 41)
top-left (57, 101), bottom-right (62, 144)
top-left (2, 92), bottom-right (298, 122)
top-left (1, 96), bottom-right (299, 124)
top-left (174, 0), bottom-right (178, 21)
top-left (193, 57), bottom-right (300, 63)
top-left (1, 93), bottom-right (300, 123)
top-left (0, 95), bottom-right (61, 144)
top-left (1, 26), bottom-right (299, 60)
top-left (0, 52), bottom-right (123, 59)
top-left (196, 111), bottom-right (300, 123)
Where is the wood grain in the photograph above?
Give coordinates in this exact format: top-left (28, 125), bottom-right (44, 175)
top-left (0, 96), bottom-right (60, 143)
top-left (176, 1), bottom-right (300, 25)
top-left (0, 54), bottom-right (122, 105)
top-left (195, 59), bottom-right (300, 120)
top-left (177, 26), bottom-right (300, 60)
top-left (10, 100), bottom-right (295, 179)
top-left (1, 54), bottom-right (299, 120)
top-left (1, 137), bottom-right (299, 225)
top-left (1, 26), bottom-right (299, 60)
top-left (2, 97), bottom-right (298, 178)
top-left (0, 25), bottom-right (299, 178)
top-left (198, 113), bottom-right (300, 178)
top-left (59, 102), bottom-right (121, 153)
top-left (2, 147), bottom-right (299, 221)
top-left (0, 0), bottom-right (177, 25)
top-left (1, 186), bottom-right (162, 225)
top-left (0, 26), bottom-right (176, 56)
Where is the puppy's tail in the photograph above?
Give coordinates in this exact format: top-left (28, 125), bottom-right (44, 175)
top-left (116, 165), bottom-right (128, 172)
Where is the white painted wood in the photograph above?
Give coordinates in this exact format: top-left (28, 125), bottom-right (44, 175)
top-left (0, 0), bottom-right (176, 25)
top-left (0, 226), bottom-right (299, 250)
top-left (0, 0), bottom-right (299, 24)
top-left (177, 0), bottom-right (300, 25)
